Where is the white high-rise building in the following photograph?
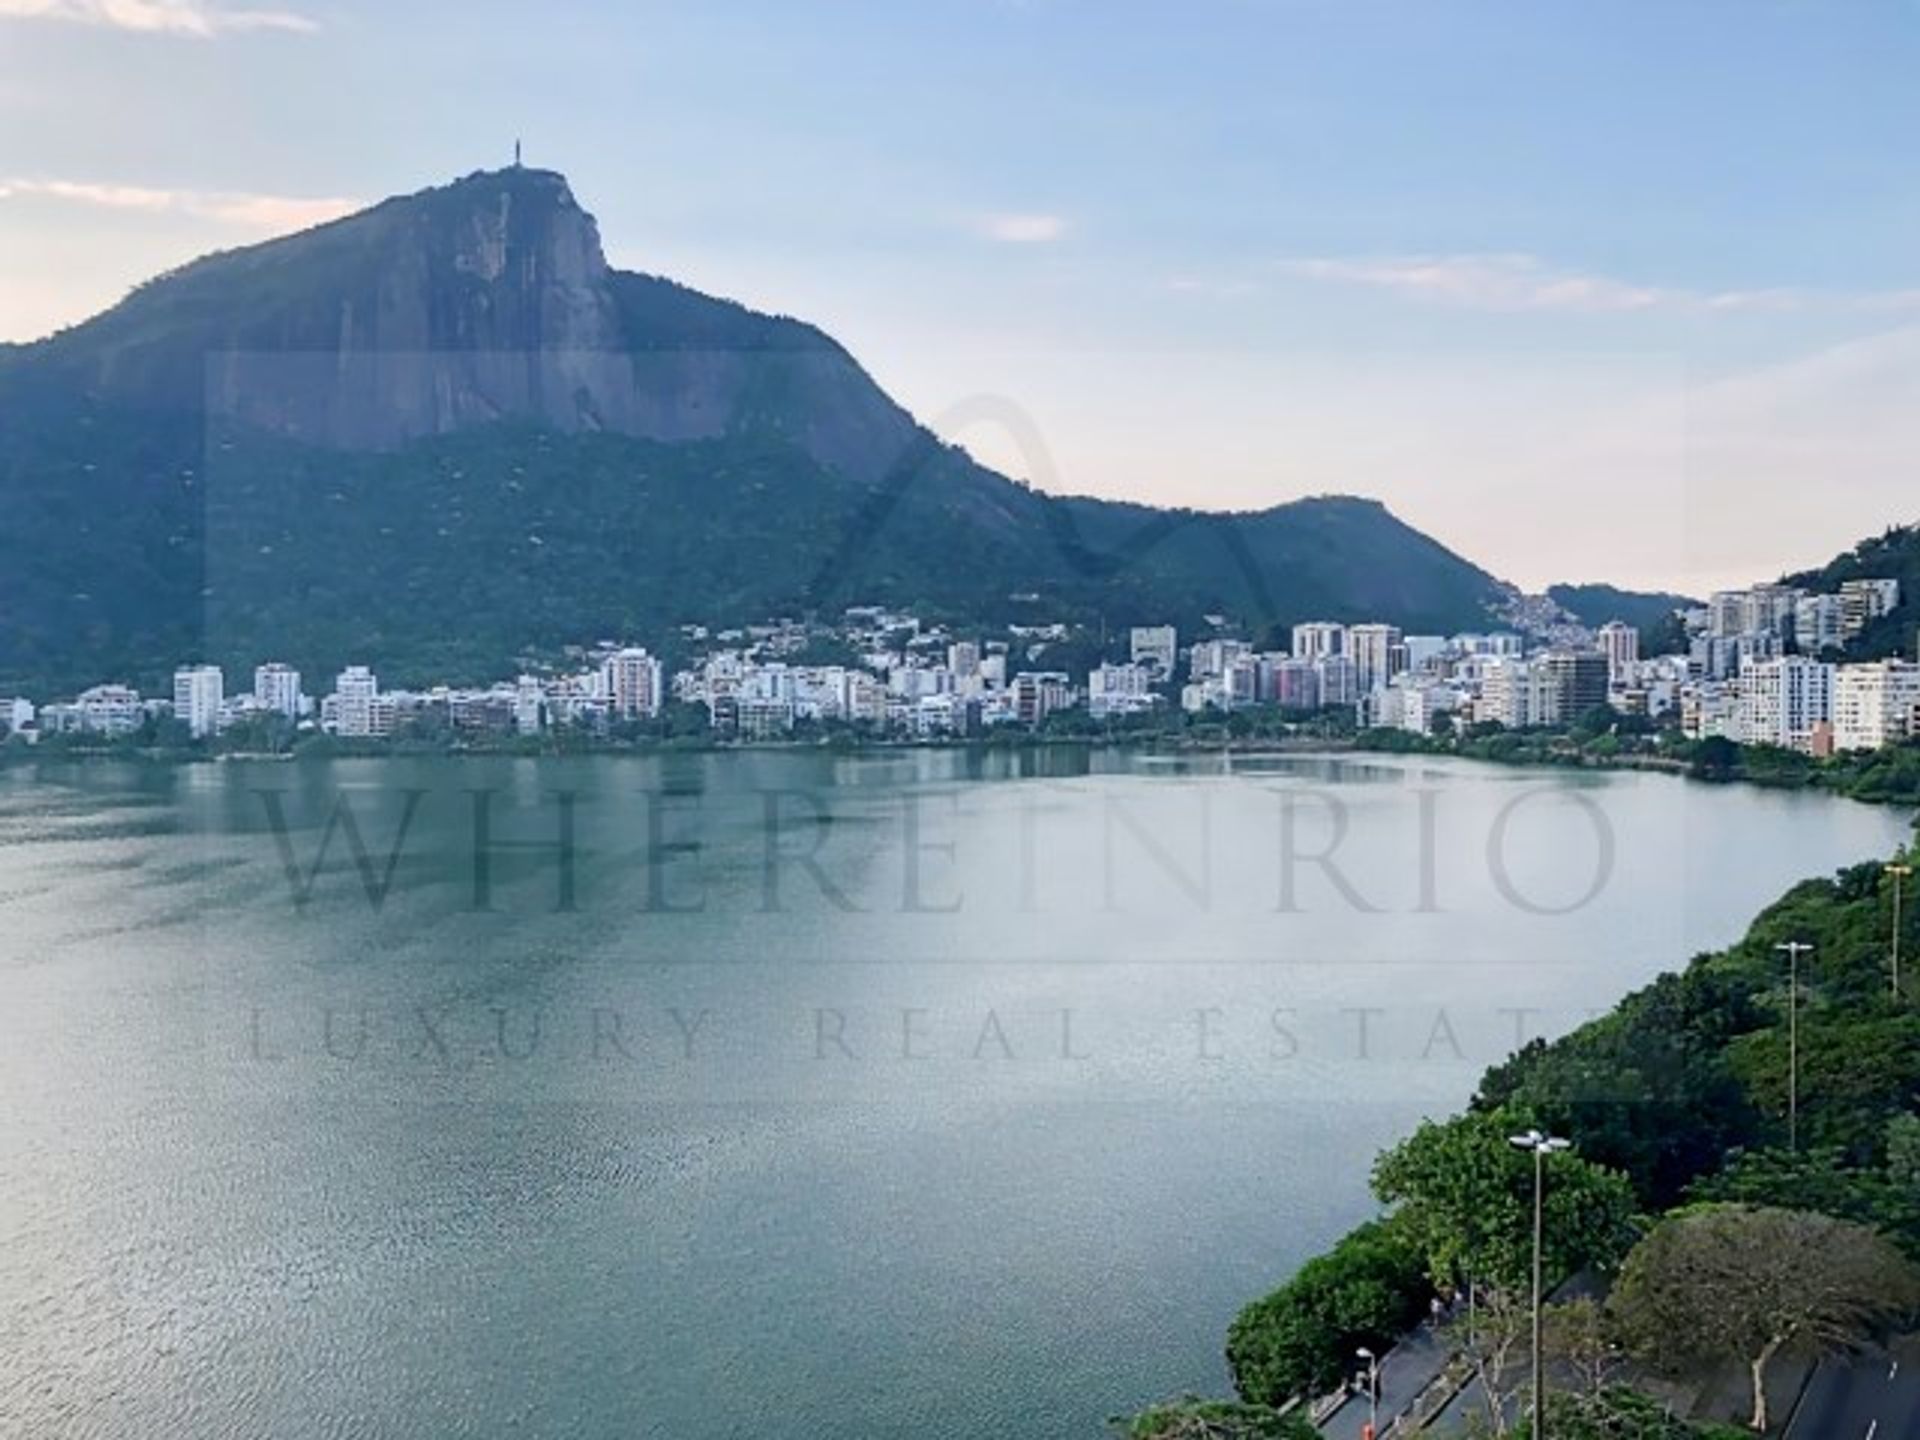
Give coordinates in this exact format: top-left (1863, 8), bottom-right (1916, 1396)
top-left (1683, 683), bottom-right (1743, 742)
top-left (1270, 658), bottom-right (1320, 711)
top-left (838, 670), bottom-right (888, 724)
top-left (1290, 622), bottom-right (1345, 663)
top-left (1398, 680), bottom-right (1462, 736)
top-left (333, 665), bottom-right (379, 738)
top-left (1738, 655), bottom-right (1834, 752)
top-left (1795, 595), bottom-right (1846, 656)
top-left (890, 664), bottom-right (949, 702)
top-left (1223, 654), bottom-right (1260, 708)
top-left (1478, 659), bottom-right (1530, 728)
top-left (172, 665), bottom-right (224, 739)
top-left (1345, 624), bottom-right (1403, 695)
top-left (1402, 636), bottom-right (1448, 673)
top-left (514, 676), bottom-right (545, 736)
top-left (1708, 585), bottom-right (1803, 640)
top-left (602, 647), bottom-right (663, 720)
top-left (253, 663), bottom-right (302, 719)
top-left (1833, 661), bottom-right (1920, 753)
top-left (1476, 659), bottom-right (1560, 730)
top-left (1089, 662), bottom-right (1154, 718)
top-left (1010, 672), bottom-right (1071, 726)
top-left (1189, 638), bottom-right (1251, 681)
top-left (1315, 654), bottom-right (1358, 708)
top-left (1453, 632), bottom-right (1524, 658)
top-left (1840, 579), bottom-right (1902, 640)
top-left (71, 685), bottom-right (142, 736)
top-left (1596, 621), bottom-right (1639, 682)
top-left (1128, 626), bottom-right (1178, 679)
top-left (947, 641), bottom-right (981, 681)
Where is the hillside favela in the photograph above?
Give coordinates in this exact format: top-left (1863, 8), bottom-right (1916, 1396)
top-left (3, 7), bottom-right (1920, 1440)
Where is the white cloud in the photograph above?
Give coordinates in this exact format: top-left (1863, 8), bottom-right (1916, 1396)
top-left (977, 212), bottom-right (1067, 244)
top-left (1280, 252), bottom-right (1920, 317)
top-left (2, 177), bottom-right (357, 230)
top-left (1167, 274), bottom-right (1261, 299)
top-left (1281, 253), bottom-right (1670, 312)
top-left (0, 0), bottom-right (316, 36)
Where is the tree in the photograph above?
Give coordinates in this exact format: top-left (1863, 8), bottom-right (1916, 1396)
top-left (1114, 1400), bottom-right (1316, 1439)
top-left (1226, 1220), bottom-right (1429, 1405)
top-left (1573, 704), bottom-right (1619, 741)
top-left (1371, 1108), bottom-right (1637, 1294)
top-left (1474, 967), bottom-right (1766, 1210)
top-left (1728, 1011), bottom-right (1920, 1157)
top-left (1527, 1386), bottom-right (1750, 1439)
top-left (1542, 1297), bottom-right (1621, 1399)
top-left (1689, 735), bottom-right (1739, 782)
top-left (1449, 1284), bottom-right (1532, 1437)
top-left (1887, 1111), bottom-right (1920, 1186)
top-left (1609, 1205), bottom-right (1920, 1431)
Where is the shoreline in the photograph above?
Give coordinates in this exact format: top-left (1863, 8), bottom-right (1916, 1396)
top-left (8, 727), bottom-right (1915, 825)
top-left (1204, 780), bottom-right (1920, 1434)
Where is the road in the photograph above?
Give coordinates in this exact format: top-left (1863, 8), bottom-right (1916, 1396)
top-left (1319, 1323), bottom-right (1452, 1439)
top-left (1785, 1340), bottom-right (1920, 1439)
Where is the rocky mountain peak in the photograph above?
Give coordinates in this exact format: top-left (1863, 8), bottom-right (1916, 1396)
top-left (408, 165), bottom-right (610, 291)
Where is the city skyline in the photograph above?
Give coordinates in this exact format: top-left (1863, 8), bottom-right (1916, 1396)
top-left (12, 567), bottom-right (1913, 759)
top-left (4, 2), bottom-right (1919, 596)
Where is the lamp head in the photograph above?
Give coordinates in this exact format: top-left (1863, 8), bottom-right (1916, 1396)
top-left (1508, 1129), bottom-right (1570, 1155)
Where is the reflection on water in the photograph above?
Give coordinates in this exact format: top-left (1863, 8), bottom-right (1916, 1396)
top-left (0, 749), bottom-right (1909, 1439)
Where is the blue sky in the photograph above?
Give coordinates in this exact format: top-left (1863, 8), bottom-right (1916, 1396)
top-left (3, 0), bottom-right (1918, 594)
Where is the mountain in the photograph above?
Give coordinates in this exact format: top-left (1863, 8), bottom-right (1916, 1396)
top-left (1783, 524), bottom-right (1920, 660)
top-left (0, 167), bottom-right (1509, 694)
top-left (1546, 583), bottom-right (1698, 632)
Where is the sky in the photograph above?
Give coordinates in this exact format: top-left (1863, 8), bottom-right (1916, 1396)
top-left (2, 0), bottom-right (1918, 596)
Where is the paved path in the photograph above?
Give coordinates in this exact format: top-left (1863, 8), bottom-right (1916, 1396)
top-left (1786, 1340), bottom-right (1920, 1440)
top-left (1318, 1323), bottom-right (1453, 1438)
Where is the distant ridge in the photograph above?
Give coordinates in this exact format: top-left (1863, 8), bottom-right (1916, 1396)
top-left (1547, 583), bottom-right (1699, 632)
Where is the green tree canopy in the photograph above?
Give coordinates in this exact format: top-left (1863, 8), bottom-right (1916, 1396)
top-left (1225, 1219), bottom-right (1428, 1406)
top-left (1610, 1204), bottom-right (1920, 1432)
top-left (1370, 1108), bottom-right (1636, 1293)
top-left (1524, 1386), bottom-right (1750, 1440)
top-left (1115, 1400), bottom-right (1316, 1439)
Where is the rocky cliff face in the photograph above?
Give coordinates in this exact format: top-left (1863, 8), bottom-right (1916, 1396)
top-left (0, 166), bottom-right (1513, 696)
top-left (27, 167), bottom-right (917, 476)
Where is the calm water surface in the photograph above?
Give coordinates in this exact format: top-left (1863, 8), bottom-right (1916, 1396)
top-left (0, 749), bottom-right (1910, 1437)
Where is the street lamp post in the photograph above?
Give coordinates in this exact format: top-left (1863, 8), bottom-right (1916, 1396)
top-left (1508, 1129), bottom-right (1571, 1440)
top-left (1774, 942), bottom-right (1813, 1152)
top-left (1888, 864), bottom-right (1913, 1002)
top-left (1355, 1346), bottom-right (1380, 1439)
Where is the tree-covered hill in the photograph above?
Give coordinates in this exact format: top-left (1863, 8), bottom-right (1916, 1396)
top-left (1784, 523), bottom-right (1920, 660)
top-left (0, 168), bottom-right (1509, 693)
top-left (1547, 581), bottom-right (1698, 632)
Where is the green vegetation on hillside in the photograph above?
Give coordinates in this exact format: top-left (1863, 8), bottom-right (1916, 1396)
top-left (1225, 1221), bottom-right (1429, 1406)
top-left (1547, 582), bottom-right (1696, 636)
top-left (1114, 1400), bottom-right (1317, 1439)
top-left (0, 412), bottom-right (1509, 696)
top-left (0, 165), bottom-right (1508, 697)
top-left (1783, 523), bottom-right (1920, 661)
top-left (1213, 841), bottom-right (1920, 1432)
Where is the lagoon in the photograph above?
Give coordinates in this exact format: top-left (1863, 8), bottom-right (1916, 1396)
top-left (0, 750), bottom-right (1908, 1438)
